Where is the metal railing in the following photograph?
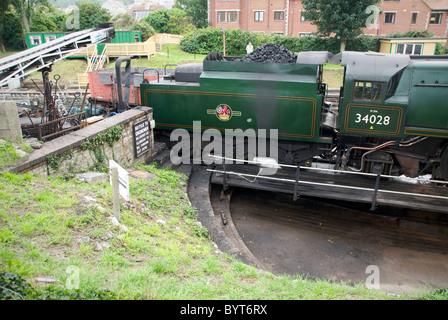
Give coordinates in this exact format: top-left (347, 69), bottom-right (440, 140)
top-left (206, 154), bottom-right (448, 211)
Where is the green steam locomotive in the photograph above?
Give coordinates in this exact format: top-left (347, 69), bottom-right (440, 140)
top-left (139, 51), bottom-right (448, 181)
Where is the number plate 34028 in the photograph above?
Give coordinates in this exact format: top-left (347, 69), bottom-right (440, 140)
top-left (344, 104), bottom-right (402, 135)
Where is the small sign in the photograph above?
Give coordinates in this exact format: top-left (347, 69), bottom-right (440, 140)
top-left (109, 160), bottom-right (130, 201)
top-left (133, 120), bottom-right (151, 158)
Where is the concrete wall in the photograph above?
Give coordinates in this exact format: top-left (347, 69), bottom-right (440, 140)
top-left (10, 107), bottom-right (156, 177)
top-left (0, 101), bottom-right (23, 142)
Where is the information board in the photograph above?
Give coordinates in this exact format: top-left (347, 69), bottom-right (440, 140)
top-left (133, 120), bottom-right (150, 158)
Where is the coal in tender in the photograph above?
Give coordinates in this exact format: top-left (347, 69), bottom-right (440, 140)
top-left (235, 42), bottom-right (297, 64)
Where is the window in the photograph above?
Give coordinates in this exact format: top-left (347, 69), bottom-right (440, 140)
top-left (430, 12), bottom-right (443, 24)
top-left (301, 11), bottom-right (312, 22)
top-left (254, 11), bottom-right (264, 22)
top-left (411, 12), bottom-right (418, 24)
top-left (384, 12), bottom-right (396, 24)
top-left (353, 81), bottom-right (384, 101)
top-left (274, 10), bottom-right (284, 21)
top-left (396, 43), bottom-right (423, 55)
top-left (30, 36), bottom-right (41, 45)
top-left (44, 35), bottom-right (56, 43)
top-left (134, 34), bottom-right (140, 42)
top-left (299, 33), bottom-right (313, 37)
top-left (217, 11), bottom-right (238, 23)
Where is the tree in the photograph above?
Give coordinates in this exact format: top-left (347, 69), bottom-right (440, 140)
top-left (112, 13), bottom-right (136, 31)
top-left (76, 1), bottom-right (111, 30)
top-left (0, 0), bottom-right (10, 52)
top-left (301, 0), bottom-right (380, 52)
top-left (131, 20), bottom-right (155, 42)
top-left (167, 8), bottom-right (196, 35)
top-left (145, 8), bottom-right (170, 33)
top-left (3, 10), bottom-right (25, 50)
top-left (10, 0), bottom-right (39, 33)
top-left (174, 0), bottom-right (208, 28)
top-left (142, 8), bottom-right (195, 35)
top-left (30, 5), bottom-right (58, 32)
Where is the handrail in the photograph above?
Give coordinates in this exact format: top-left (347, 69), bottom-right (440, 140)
top-left (207, 154), bottom-right (448, 185)
top-left (142, 68), bottom-right (160, 83)
top-left (85, 45), bottom-right (98, 73)
top-left (206, 153), bottom-right (448, 212)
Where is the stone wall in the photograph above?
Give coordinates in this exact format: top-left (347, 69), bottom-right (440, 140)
top-left (10, 107), bottom-right (157, 177)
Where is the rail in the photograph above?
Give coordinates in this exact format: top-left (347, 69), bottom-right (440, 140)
top-left (206, 154), bottom-right (448, 211)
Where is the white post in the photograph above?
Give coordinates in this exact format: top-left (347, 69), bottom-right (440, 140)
top-left (112, 166), bottom-right (120, 221)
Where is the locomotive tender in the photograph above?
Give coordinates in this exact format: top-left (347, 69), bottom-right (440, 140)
top-left (139, 50), bottom-right (448, 181)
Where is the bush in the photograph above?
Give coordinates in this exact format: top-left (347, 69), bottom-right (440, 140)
top-left (346, 35), bottom-right (380, 52)
top-left (0, 272), bottom-right (33, 300)
top-left (3, 12), bottom-right (25, 50)
top-left (435, 42), bottom-right (448, 55)
top-left (0, 271), bottom-right (121, 300)
top-left (180, 28), bottom-right (380, 56)
top-left (385, 30), bottom-right (434, 38)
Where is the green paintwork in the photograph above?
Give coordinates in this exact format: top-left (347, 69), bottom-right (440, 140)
top-left (339, 56), bottom-right (448, 140)
top-left (141, 60), bottom-right (325, 142)
top-left (405, 61), bottom-right (448, 137)
top-left (142, 53), bottom-right (448, 143)
top-left (25, 32), bottom-right (69, 48)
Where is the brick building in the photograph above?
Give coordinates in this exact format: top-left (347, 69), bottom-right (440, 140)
top-left (207, 0), bottom-right (448, 38)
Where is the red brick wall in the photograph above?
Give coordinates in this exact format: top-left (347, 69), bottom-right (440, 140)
top-left (209, 0), bottom-right (448, 38)
top-left (379, 0), bottom-right (431, 35)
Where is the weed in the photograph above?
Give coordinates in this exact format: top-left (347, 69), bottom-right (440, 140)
top-left (192, 225), bottom-right (209, 239)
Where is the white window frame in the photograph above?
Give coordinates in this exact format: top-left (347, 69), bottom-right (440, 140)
top-left (217, 10), bottom-right (238, 23)
top-left (430, 12), bottom-right (443, 24)
top-left (384, 12), bottom-right (396, 24)
top-left (254, 10), bottom-right (264, 22)
top-left (396, 43), bottom-right (423, 55)
top-left (273, 10), bottom-right (285, 21)
top-left (30, 36), bottom-right (41, 45)
top-left (44, 35), bottom-right (56, 43)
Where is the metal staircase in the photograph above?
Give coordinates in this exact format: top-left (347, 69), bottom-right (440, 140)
top-left (0, 23), bottom-right (115, 88)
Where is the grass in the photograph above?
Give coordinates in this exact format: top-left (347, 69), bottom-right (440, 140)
top-left (0, 140), bottom-right (33, 171)
top-left (0, 160), bottom-right (447, 300)
top-left (14, 43), bottom-right (343, 88)
top-left (25, 58), bottom-right (87, 87)
top-left (323, 68), bottom-right (344, 88)
top-left (104, 43), bottom-right (207, 70)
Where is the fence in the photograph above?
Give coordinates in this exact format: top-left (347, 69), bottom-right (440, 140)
top-left (77, 34), bottom-right (182, 87)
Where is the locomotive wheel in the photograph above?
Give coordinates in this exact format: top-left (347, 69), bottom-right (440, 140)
top-left (440, 146), bottom-right (448, 181)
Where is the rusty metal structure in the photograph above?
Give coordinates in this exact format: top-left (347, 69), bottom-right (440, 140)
top-left (20, 71), bottom-right (88, 141)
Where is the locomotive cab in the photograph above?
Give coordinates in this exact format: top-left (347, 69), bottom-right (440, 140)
top-left (337, 52), bottom-right (448, 180)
